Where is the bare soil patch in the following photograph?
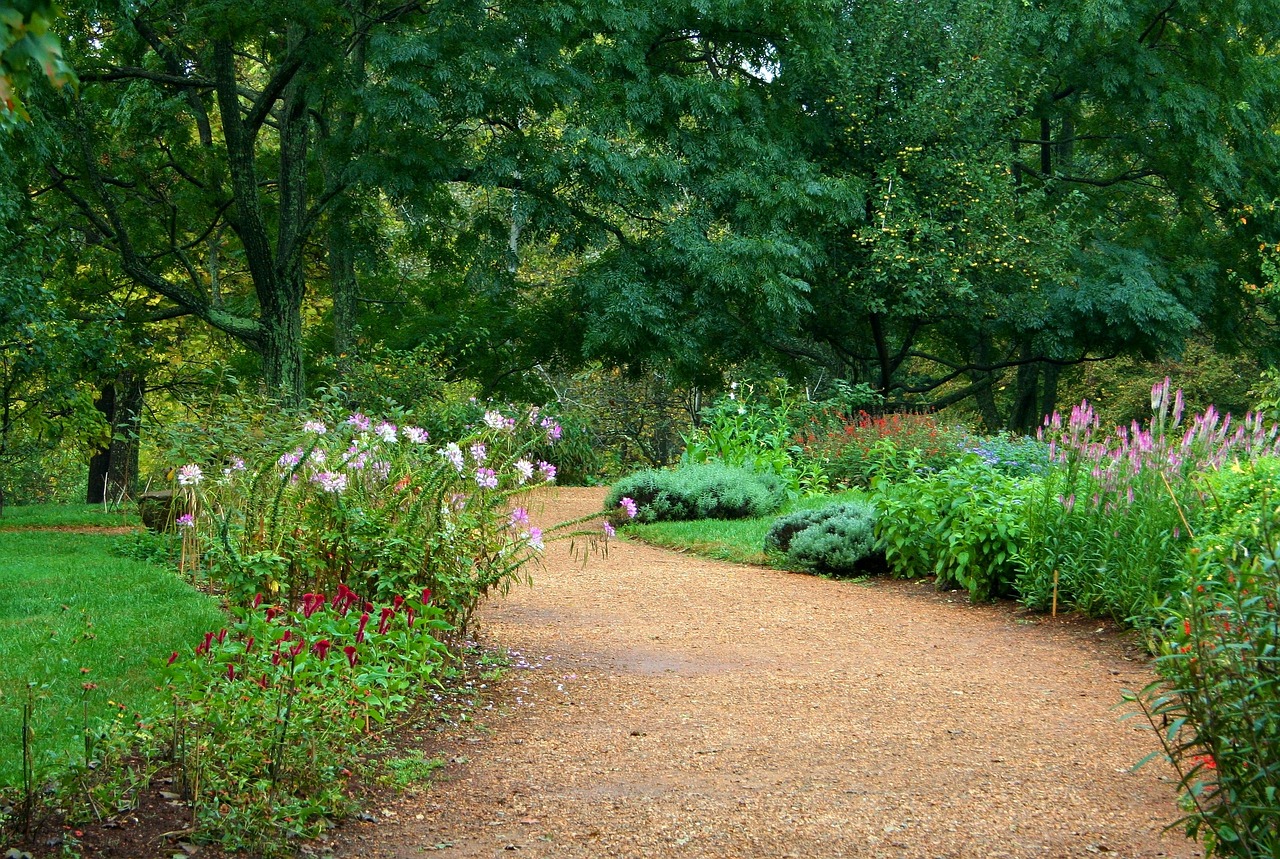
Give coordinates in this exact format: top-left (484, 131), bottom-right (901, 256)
top-left (331, 487), bottom-right (1200, 859)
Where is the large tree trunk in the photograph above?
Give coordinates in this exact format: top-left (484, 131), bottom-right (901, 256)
top-left (1009, 342), bottom-right (1041, 432)
top-left (86, 382), bottom-right (115, 504)
top-left (106, 370), bottom-right (143, 502)
top-left (86, 371), bottom-right (144, 504)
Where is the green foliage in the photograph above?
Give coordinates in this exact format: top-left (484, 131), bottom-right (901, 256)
top-left (1249, 367), bottom-right (1280, 426)
top-left (872, 457), bottom-right (1036, 602)
top-left (1016, 381), bottom-right (1280, 628)
top-left (681, 380), bottom-right (835, 498)
top-left (1193, 457), bottom-right (1280, 558)
top-left (164, 587), bottom-right (448, 853)
top-left (1129, 543), bottom-right (1280, 857)
top-left (0, 0), bottom-right (75, 128)
top-left (796, 411), bottom-right (965, 487)
top-left (763, 501), bottom-right (878, 576)
top-left (605, 463), bottom-right (786, 524)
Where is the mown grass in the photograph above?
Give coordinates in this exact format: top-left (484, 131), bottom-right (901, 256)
top-left (0, 503), bottom-right (141, 529)
top-left (623, 490), bottom-right (867, 566)
top-left (0, 530), bottom-right (222, 786)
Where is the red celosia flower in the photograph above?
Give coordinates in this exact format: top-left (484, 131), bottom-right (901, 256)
top-left (393, 594), bottom-right (404, 609)
top-left (215, 628), bottom-right (227, 644)
top-left (377, 606), bottom-right (395, 635)
top-left (252, 593), bottom-right (264, 609)
top-left (343, 645), bottom-right (358, 668)
top-left (290, 639), bottom-right (305, 657)
top-left (244, 636), bottom-right (255, 653)
top-left (168, 651), bottom-right (179, 665)
top-left (421, 588), bottom-right (432, 606)
top-left (312, 639), bottom-right (332, 659)
top-left (225, 664), bottom-right (236, 681)
top-left (196, 631), bottom-right (214, 656)
top-left (356, 611), bottom-right (370, 644)
top-left (406, 607), bottom-right (417, 628)
top-left (257, 674), bottom-right (269, 689)
top-left (271, 649), bottom-right (282, 666)
top-left (302, 592), bottom-right (327, 618)
top-left (265, 606), bottom-right (282, 622)
top-left (278, 630), bottom-right (293, 643)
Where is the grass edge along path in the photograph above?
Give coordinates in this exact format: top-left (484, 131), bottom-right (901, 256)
top-left (0, 529), bottom-right (223, 787)
top-left (622, 490), bottom-right (866, 567)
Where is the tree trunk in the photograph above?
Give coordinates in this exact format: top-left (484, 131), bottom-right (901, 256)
top-left (86, 381), bottom-right (115, 504)
top-left (262, 298), bottom-right (306, 405)
top-left (87, 372), bottom-right (145, 504)
top-left (1009, 343), bottom-right (1040, 432)
top-left (105, 370), bottom-right (143, 502)
top-left (971, 333), bottom-right (1002, 430)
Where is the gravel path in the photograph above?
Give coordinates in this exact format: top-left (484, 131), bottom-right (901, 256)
top-left (336, 487), bottom-right (1200, 859)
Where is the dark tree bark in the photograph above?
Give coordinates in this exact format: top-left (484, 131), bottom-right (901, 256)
top-left (86, 381), bottom-right (115, 504)
top-left (86, 371), bottom-right (144, 504)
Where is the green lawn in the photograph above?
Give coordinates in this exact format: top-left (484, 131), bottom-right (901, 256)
top-left (0, 503), bottom-right (141, 529)
top-left (623, 490), bottom-right (866, 566)
top-left (0, 530), bottom-right (222, 786)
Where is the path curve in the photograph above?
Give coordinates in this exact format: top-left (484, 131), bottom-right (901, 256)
top-left (337, 487), bottom-right (1200, 859)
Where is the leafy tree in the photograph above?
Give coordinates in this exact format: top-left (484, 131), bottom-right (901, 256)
top-left (0, 0), bottom-right (75, 127)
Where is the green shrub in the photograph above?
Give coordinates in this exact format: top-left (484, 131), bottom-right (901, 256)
top-left (605, 463), bottom-right (786, 523)
top-left (872, 456), bottom-right (1036, 602)
top-left (1193, 456), bottom-right (1280, 555)
top-left (763, 501), bottom-right (878, 575)
top-left (681, 381), bottom-right (830, 498)
top-left (1130, 540), bottom-right (1280, 857)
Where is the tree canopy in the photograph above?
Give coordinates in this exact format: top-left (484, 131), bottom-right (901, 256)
top-left (3, 0), bottom-right (1279, 456)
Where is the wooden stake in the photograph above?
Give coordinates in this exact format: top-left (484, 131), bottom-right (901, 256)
top-left (1051, 568), bottom-right (1060, 618)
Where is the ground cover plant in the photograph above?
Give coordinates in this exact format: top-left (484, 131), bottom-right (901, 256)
top-left (0, 503), bottom-right (140, 529)
top-left (604, 462), bottom-right (787, 524)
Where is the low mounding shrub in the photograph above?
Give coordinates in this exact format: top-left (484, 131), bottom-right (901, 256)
top-left (763, 501), bottom-right (879, 575)
top-left (1130, 537), bottom-right (1280, 857)
top-left (604, 463), bottom-right (786, 523)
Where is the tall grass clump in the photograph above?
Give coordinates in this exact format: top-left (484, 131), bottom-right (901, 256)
top-left (1018, 378), bottom-right (1280, 628)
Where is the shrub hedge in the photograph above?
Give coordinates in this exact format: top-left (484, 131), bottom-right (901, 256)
top-left (605, 463), bottom-right (786, 523)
